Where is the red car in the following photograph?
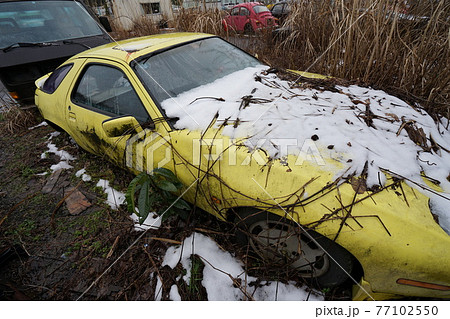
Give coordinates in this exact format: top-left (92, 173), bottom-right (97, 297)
top-left (223, 3), bottom-right (277, 33)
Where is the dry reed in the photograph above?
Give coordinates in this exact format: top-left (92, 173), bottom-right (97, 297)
top-left (112, 1), bottom-right (449, 117)
top-left (262, 0), bottom-right (450, 117)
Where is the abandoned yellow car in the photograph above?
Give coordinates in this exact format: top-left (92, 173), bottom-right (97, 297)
top-left (34, 33), bottom-right (450, 300)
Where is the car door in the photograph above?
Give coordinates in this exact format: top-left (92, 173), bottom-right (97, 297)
top-left (238, 6), bottom-right (250, 31)
top-left (65, 58), bottom-right (174, 173)
top-left (229, 7), bottom-right (240, 31)
top-left (271, 3), bottom-right (284, 20)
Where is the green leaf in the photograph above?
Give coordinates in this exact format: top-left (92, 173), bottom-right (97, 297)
top-left (125, 172), bottom-right (149, 216)
top-left (173, 199), bottom-right (191, 211)
top-left (153, 167), bottom-right (178, 182)
top-left (158, 180), bottom-right (178, 192)
top-left (137, 179), bottom-right (150, 225)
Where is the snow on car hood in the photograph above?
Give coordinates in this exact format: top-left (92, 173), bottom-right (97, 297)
top-left (160, 66), bottom-right (450, 195)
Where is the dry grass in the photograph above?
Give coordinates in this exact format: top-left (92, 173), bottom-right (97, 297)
top-left (0, 105), bottom-right (38, 135)
top-left (110, 15), bottom-right (164, 40)
top-left (174, 8), bottom-right (228, 37)
top-left (112, 1), bottom-right (449, 117)
top-left (259, 0), bottom-right (450, 117)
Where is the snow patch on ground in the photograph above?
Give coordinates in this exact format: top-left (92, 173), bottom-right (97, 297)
top-left (28, 121), bottom-right (48, 130)
top-left (169, 285), bottom-right (181, 301)
top-left (130, 211), bottom-right (161, 231)
top-left (41, 131), bottom-right (75, 172)
top-left (96, 179), bottom-right (125, 210)
top-left (155, 275), bottom-right (163, 301)
top-left (162, 233), bottom-right (323, 301)
top-left (75, 168), bottom-right (92, 182)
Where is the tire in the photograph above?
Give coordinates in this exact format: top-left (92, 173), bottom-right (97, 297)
top-left (234, 208), bottom-right (361, 288)
top-left (46, 120), bottom-right (63, 132)
top-left (244, 23), bottom-right (253, 35)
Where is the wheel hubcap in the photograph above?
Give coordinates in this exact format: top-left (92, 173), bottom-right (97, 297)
top-left (248, 220), bottom-right (330, 277)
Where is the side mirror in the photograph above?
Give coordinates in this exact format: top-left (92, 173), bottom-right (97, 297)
top-left (99, 16), bottom-right (112, 32)
top-left (102, 116), bottom-right (143, 138)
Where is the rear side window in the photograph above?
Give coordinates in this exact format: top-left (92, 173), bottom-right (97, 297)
top-left (71, 64), bottom-right (150, 124)
top-left (42, 64), bottom-right (73, 94)
top-left (240, 7), bottom-right (249, 16)
top-left (253, 6), bottom-right (270, 14)
top-left (272, 4), bottom-right (283, 15)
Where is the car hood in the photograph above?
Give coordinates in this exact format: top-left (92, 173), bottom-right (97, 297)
top-left (160, 66), bottom-right (450, 199)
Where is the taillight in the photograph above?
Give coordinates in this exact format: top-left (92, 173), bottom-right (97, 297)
top-left (8, 92), bottom-right (19, 100)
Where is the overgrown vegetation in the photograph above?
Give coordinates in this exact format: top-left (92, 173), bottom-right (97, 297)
top-left (125, 168), bottom-right (191, 225)
top-left (266, 0), bottom-right (450, 118)
top-left (0, 105), bottom-right (38, 135)
top-left (111, 1), bottom-right (449, 118)
top-left (174, 8), bottom-right (227, 36)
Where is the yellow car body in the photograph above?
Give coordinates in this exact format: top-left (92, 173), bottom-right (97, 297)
top-left (34, 33), bottom-right (450, 300)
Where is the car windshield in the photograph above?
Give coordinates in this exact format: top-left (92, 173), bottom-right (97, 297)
top-left (254, 5), bottom-right (270, 14)
top-left (134, 37), bottom-right (262, 106)
top-left (0, 0), bottom-right (103, 49)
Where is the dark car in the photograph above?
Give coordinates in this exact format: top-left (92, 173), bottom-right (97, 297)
top-left (270, 1), bottom-right (291, 25)
top-left (0, 0), bottom-right (112, 104)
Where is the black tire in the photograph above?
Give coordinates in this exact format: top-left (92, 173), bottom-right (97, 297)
top-left (234, 208), bottom-right (361, 288)
top-left (244, 23), bottom-right (253, 35)
top-left (46, 120), bottom-right (63, 132)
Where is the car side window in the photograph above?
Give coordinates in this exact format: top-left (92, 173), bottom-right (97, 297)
top-left (42, 64), bottom-right (73, 94)
top-left (272, 4), bottom-right (283, 15)
top-left (240, 7), bottom-right (250, 16)
top-left (72, 64), bottom-right (151, 124)
top-left (231, 7), bottom-right (239, 16)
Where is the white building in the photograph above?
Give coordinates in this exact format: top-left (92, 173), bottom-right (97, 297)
top-left (110, 0), bottom-right (174, 30)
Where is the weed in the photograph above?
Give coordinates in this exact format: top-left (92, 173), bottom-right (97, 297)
top-left (64, 210), bottom-right (110, 257)
top-left (187, 254), bottom-right (205, 298)
top-left (126, 168), bottom-right (190, 225)
top-left (21, 166), bottom-right (36, 178)
top-left (15, 219), bottom-right (36, 237)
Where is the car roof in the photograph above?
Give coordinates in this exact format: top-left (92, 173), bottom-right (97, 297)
top-left (234, 2), bottom-right (263, 8)
top-left (70, 32), bottom-right (214, 64)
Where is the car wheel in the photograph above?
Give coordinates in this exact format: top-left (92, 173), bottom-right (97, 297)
top-left (46, 120), bottom-right (63, 132)
top-left (244, 23), bottom-right (253, 35)
top-left (234, 208), bottom-right (361, 288)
